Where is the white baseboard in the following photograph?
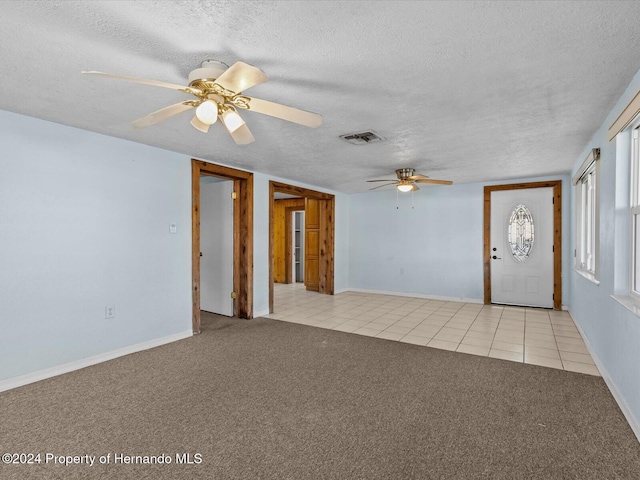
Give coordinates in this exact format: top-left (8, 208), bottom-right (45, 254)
top-left (333, 288), bottom-right (350, 295)
top-left (345, 288), bottom-right (483, 304)
top-left (569, 309), bottom-right (640, 444)
top-left (0, 329), bottom-right (193, 393)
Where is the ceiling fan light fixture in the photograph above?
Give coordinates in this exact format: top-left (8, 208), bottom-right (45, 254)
top-left (195, 100), bottom-right (219, 125)
top-left (222, 107), bottom-right (245, 133)
top-left (397, 182), bottom-right (413, 193)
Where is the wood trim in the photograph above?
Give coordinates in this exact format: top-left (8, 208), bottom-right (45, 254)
top-left (608, 89), bottom-right (640, 141)
top-left (270, 181), bottom-right (334, 199)
top-left (269, 181), bottom-right (335, 313)
top-left (191, 162), bottom-right (201, 333)
top-left (483, 180), bottom-right (562, 310)
top-left (318, 198), bottom-right (335, 294)
top-left (192, 160), bottom-right (253, 334)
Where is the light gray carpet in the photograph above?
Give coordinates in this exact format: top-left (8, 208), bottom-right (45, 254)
top-left (1, 312), bottom-right (639, 479)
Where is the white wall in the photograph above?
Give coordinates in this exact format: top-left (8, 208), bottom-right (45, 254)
top-left (0, 111), bottom-right (193, 383)
top-left (569, 66), bottom-right (640, 439)
top-left (349, 174), bottom-right (571, 304)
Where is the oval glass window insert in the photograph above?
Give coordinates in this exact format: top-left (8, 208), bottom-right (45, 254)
top-left (508, 204), bottom-right (534, 262)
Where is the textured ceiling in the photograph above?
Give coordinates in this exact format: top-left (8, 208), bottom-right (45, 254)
top-left (2, 1), bottom-right (640, 193)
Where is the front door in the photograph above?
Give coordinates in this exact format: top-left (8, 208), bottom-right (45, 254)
top-left (490, 187), bottom-right (554, 308)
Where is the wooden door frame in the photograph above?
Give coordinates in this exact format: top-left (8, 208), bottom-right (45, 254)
top-left (269, 181), bottom-right (335, 313)
top-left (192, 159), bottom-right (253, 334)
top-left (483, 180), bottom-right (562, 310)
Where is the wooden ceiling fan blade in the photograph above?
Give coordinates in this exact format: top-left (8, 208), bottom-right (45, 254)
top-left (82, 71), bottom-right (202, 95)
top-left (367, 179), bottom-right (397, 182)
top-left (131, 101), bottom-right (196, 129)
top-left (408, 174), bottom-right (429, 180)
top-left (219, 115), bottom-right (255, 145)
top-left (411, 184), bottom-right (420, 191)
top-left (369, 182), bottom-right (397, 190)
top-left (245, 97), bottom-right (323, 128)
top-left (190, 116), bottom-right (210, 133)
top-left (214, 61), bottom-right (268, 93)
top-left (414, 179), bottom-right (453, 185)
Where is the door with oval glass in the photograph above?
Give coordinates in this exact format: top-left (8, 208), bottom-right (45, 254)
top-left (490, 187), bottom-right (554, 308)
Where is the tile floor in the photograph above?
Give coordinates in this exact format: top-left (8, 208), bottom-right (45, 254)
top-left (266, 283), bottom-right (600, 376)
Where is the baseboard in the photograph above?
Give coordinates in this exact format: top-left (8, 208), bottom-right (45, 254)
top-left (345, 288), bottom-right (484, 304)
top-left (569, 309), bottom-right (640, 444)
top-left (0, 329), bottom-right (193, 393)
top-left (333, 288), bottom-right (350, 295)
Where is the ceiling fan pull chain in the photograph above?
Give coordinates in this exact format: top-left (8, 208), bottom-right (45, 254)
top-left (396, 188), bottom-right (399, 210)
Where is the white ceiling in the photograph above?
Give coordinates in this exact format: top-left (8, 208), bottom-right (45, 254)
top-left (2, 1), bottom-right (640, 193)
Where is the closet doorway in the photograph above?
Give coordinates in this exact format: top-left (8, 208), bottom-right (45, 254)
top-left (192, 160), bottom-right (253, 334)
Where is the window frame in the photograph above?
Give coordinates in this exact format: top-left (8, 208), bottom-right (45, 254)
top-left (573, 148), bottom-right (600, 281)
top-left (629, 119), bottom-right (640, 301)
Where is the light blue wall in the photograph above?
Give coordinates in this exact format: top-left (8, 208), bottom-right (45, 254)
top-left (0, 111), bottom-right (193, 381)
top-left (349, 174), bottom-right (570, 304)
top-left (0, 110), bottom-right (351, 383)
top-left (569, 66), bottom-right (640, 435)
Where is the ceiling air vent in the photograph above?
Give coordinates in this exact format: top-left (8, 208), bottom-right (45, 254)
top-left (339, 130), bottom-right (384, 145)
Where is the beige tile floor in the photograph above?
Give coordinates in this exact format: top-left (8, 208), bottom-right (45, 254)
top-left (266, 283), bottom-right (600, 376)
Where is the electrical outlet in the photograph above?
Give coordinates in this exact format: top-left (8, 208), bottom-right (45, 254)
top-left (105, 305), bottom-right (115, 319)
top-left (169, 223), bottom-right (177, 234)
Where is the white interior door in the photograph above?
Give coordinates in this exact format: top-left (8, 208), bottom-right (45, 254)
top-left (200, 177), bottom-right (234, 316)
top-left (490, 187), bottom-right (554, 308)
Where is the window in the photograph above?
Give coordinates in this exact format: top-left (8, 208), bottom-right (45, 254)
top-left (630, 123), bottom-right (640, 298)
top-left (508, 204), bottom-right (535, 262)
top-left (573, 148), bottom-right (600, 278)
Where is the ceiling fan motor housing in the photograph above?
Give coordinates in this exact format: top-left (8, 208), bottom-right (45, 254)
top-left (188, 60), bottom-right (229, 88)
top-left (396, 168), bottom-right (415, 180)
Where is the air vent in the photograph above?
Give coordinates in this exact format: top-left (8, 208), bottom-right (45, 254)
top-left (339, 130), bottom-right (384, 145)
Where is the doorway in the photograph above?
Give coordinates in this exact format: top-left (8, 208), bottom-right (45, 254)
top-left (269, 181), bottom-right (335, 314)
top-left (192, 160), bottom-right (253, 334)
top-left (483, 181), bottom-right (562, 310)
top-left (273, 196), bottom-right (306, 284)
top-left (293, 211), bottom-right (305, 283)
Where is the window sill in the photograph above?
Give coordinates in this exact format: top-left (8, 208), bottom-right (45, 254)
top-left (572, 268), bottom-right (600, 285)
top-left (611, 295), bottom-right (640, 318)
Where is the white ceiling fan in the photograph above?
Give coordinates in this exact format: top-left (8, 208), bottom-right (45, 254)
top-left (367, 168), bottom-right (453, 192)
top-left (82, 60), bottom-right (323, 145)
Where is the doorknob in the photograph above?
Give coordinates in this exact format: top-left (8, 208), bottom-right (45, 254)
top-left (492, 255), bottom-right (502, 260)
top-left (200, 252), bottom-right (203, 257)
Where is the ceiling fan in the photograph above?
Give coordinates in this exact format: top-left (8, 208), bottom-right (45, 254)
top-left (367, 168), bottom-right (453, 192)
top-left (82, 60), bottom-right (323, 145)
